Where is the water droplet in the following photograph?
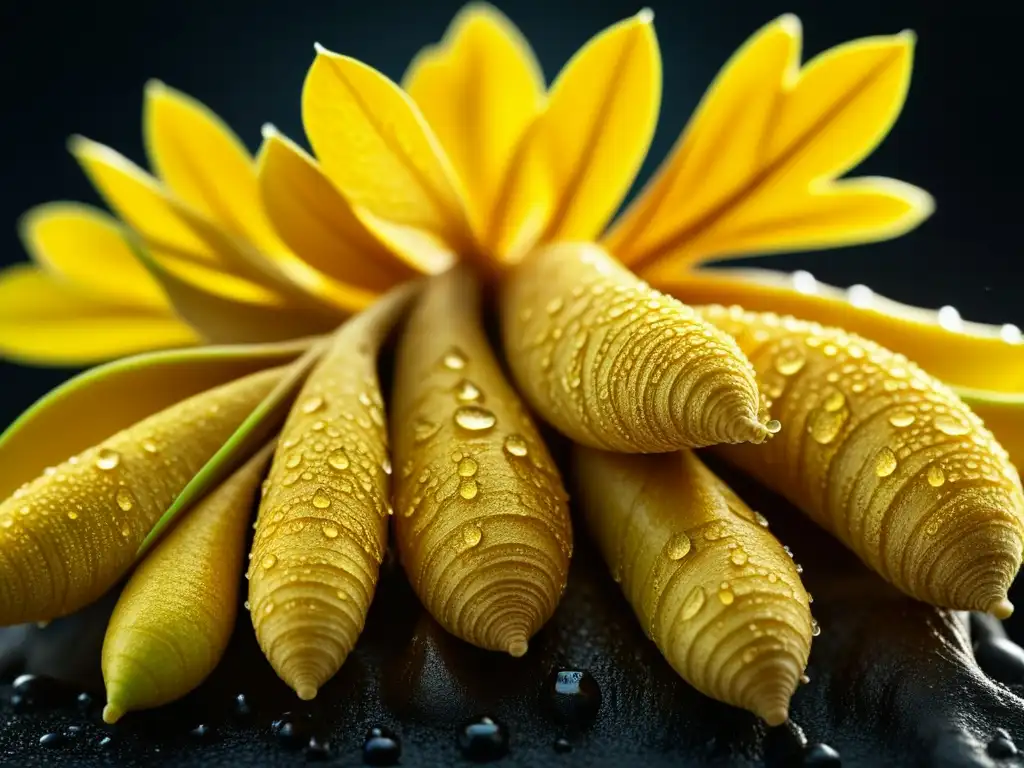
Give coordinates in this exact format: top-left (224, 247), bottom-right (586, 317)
top-left (927, 465), bottom-right (946, 487)
top-left (442, 347), bottom-right (467, 370)
top-left (381, 457), bottom-right (392, 475)
top-left (937, 305), bottom-right (963, 332)
top-left (39, 733), bottom-right (65, 748)
top-left (875, 447), bottom-right (898, 477)
top-left (262, 554), bottom-right (278, 570)
top-left (503, 434), bottom-right (529, 457)
top-left (263, 602), bottom-right (276, 615)
top-left (285, 453), bottom-right (302, 469)
top-left (731, 549), bottom-right (749, 566)
top-left (822, 390), bottom-right (846, 412)
top-left (774, 347), bottom-right (806, 376)
top-left (703, 523), bottom-right (725, 541)
top-left (792, 270), bottom-right (817, 294)
top-left (935, 415), bottom-right (970, 436)
top-left (889, 411), bottom-right (916, 428)
top-left (120, 524), bottom-right (131, 538)
top-left (457, 457), bottom-right (478, 478)
top-left (718, 587), bottom-right (735, 605)
top-left (1000, 324), bottom-right (1023, 344)
top-left (142, 439), bottom-right (158, 454)
top-left (765, 419), bottom-right (782, 435)
top-left (301, 395), bottom-right (325, 414)
top-left (66, 511), bottom-right (78, 521)
top-left (363, 726), bottom-right (401, 766)
top-left (322, 525), bottom-right (339, 539)
top-left (116, 487), bottom-right (135, 512)
top-left (681, 586), bottom-right (706, 620)
top-left (808, 407), bottom-right (847, 445)
top-left (96, 448), bottom-right (120, 471)
top-left (457, 716), bottom-right (508, 762)
top-left (665, 533), bottom-right (691, 561)
top-left (312, 490), bottom-right (332, 509)
top-left (545, 670), bottom-right (602, 726)
top-left (0, 517), bottom-right (12, 529)
top-left (454, 379), bottom-right (482, 402)
top-left (811, 619), bottom-right (821, 637)
top-left (454, 405), bottom-right (496, 432)
top-left (328, 450), bottom-right (350, 471)
top-left (846, 283), bottom-right (874, 307)
top-left (459, 480), bottom-right (479, 500)
top-left (553, 737), bottom-right (573, 754)
top-left (413, 418), bottom-right (441, 443)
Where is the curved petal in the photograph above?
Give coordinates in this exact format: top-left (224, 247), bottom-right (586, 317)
top-left (19, 203), bottom-right (170, 308)
top-left (0, 265), bottom-right (197, 367)
top-left (657, 267), bottom-right (1024, 392)
top-left (608, 16), bottom-right (925, 271)
top-left (498, 10), bottom-right (660, 247)
top-left (956, 389), bottom-right (1024, 473)
top-left (0, 338), bottom-right (311, 500)
top-left (256, 127), bottom-right (418, 290)
top-left (302, 46), bottom-right (471, 270)
top-left (403, 4), bottom-right (545, 239)
top-left (143, 81), bottom-right (285, 256)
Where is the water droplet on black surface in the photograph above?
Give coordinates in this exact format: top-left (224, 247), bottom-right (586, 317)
top-left (66, 725), bottom-right (82, 736)
top-left (272, 712), bottom-right (312, 749)
top-left (458, 715), bottom-right (509, 762)
top-left (305, 736), bottom-right (332, 761)
top-left (988, 729), bottom-right (1018, 758)
top-left (803, 743), bottom-right (842, 765)
top-left (190, 724), bottom-right (214, 740)
top-left (975, 637), bottom-right (1024, 685)
top-left (39, 733), bottom-right (65, 748)
top-left (233, 693), bottom-right (252, 718)
top-left (76, 691), bottom-right (93, 710)
top-left (11, 674), bottom-right (68, 709)
top-left (545, 669), bottom-right (602, 727)
top-left (363, 725), bottom-right (401, 766)
top-left (764, 720), bottom-right (808, 766)
top-left (98, 736), bottom-right (112, 748)
top-left (553, 737), bottom-right (573, 753)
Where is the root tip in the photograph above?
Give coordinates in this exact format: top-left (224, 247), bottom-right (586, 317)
top-left (758, 703), bottom-right (790, 728)
top-left (739, 416), bottom-right (770, 445)
top-left (102, 704), bottom-right (124, 725)
top-left (295, 683), bottom-right (318, 701)
top-left (507, 636), bottom-right (529, 658)
top-left (991, 597), bottom-right (1014, 619)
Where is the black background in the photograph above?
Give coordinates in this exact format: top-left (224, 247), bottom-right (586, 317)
top-left (0, 1), bottom-right (1020, 422)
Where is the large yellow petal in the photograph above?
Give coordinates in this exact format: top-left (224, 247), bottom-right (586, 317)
top-left (502, 10), bottom-right (660, 246)
top-left (256, 127), bottom-right (418, 291)
top-left (608, 17), bottom-right (927, 271)
top-left (0, 265), bottom-right (197, 367)
top-left (0, 339), bottom-right (310, 501)
top-left (957, 389), bottom-right (1024, 473)
top-left (302, 46), bottom-right (471, 270)
top-left (143, 81), bottom-right (285, 256)
top-left (20, 203), bottom-right (171, 308)
top-left (659, 267), bottom-right (1024, 392)
top-left (403, 4), bottom-right (544, 239)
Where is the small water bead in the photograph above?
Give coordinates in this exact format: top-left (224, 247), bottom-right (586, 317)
top-left (322, 525), bottom-right (339, 539)
top-left (731, 549), bottom-right (749, 566)
top-left (875, 447), bottom-right (898, 477)
top-left (458, 457), bottom-right (478, 478)
top-left (802, 743), bottom-right (842, 766)
top-left (381, 457), bottom-right (392, 475)
top-left (459, 481), bottom-right (479, 500)
top-left (442, 347), bottom-right (467, 370)
top-left (664, 532), bottom-right (692, 561)
top-left (764, 419), bottom-right (782, 435)
top-left (454, 405), bottom-right (497, 432)
top-left (0, 517), bottom-right (12, 529)
top-left (808, 407), bottom-right (847, 445)
top-left (774, 347), bottom-right (807, 376)
top-left (934, 415), bottom-right (970, 436)
top-left (363, 726), bottom-right (401, 766)
top-left (115, 487), bottom-right (135, 512)
top-left (454, 379), bottom-right (483, 402)
top-left (718, 586), bottom-right (735, 605)
top-left (811, 619), bottom-right (821, 637)
top-left (142, 439), bottom-right (159, 454)
top-left (458, 716), bottom-right (509, 762)
top-left (95, 448), bottom-right (120, 471)
top-left (462, 524), bottom-right (483, 548)
top-left (504, 434), bottom-right (529, 457)
top-left (553, 737), bottom-right (573, 754)
top-left (39, 733), bottom-right (65, 748)
top-left (301, 395), bottom-right (325, 414)
top-left (1001, 324), bottom-right (1023, 344)
top-left (327, 450), bottom-right (350, 471)
top-left (285, 453), bottom-right (302, 469)
top-left (792, 270), bottom-right (818, 294)
top-left (822, 390), bottom-right (846, 412)
top-left (66, 511), bottom-right (78, 521)
top-left (413, 418), bottom-right (441, 443)
top-left (937, 305), bottom-right (963, 332)
top-left (312, 490), bottom-right (332, 509)
top-left (927, 465), bottom-right (946, 487)
top-left (681, 586), bottom-right (706, 620)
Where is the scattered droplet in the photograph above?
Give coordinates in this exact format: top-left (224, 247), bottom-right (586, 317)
top-left (96, 448), bottom-right (120, 471)
top-left (808, 407), bottom-right (847, 445)
top-left (458, 457), bottom-right (478, 478)
top-left (822, 390), bottom-right (846, 412)
top-left (66, 511), bottom-right (78, 521)
top-left (312, 490), bottom-right (332, 509)
top-left (413, 418), bottom-right (441, 443)
top-left (116, 487), bottom-right (135, 512)
top-left (458, 716), bottom-right (509, 762)
top-left (927, 465), bottom-right (946, 487)
top-left (774, 347), bottom-right (807, 376)
top-left (731, 549), bottom-right (749, 566)
top-left (888, 411), bottom-right (916, 428)
top-left (461, 524), bottom-right (482, 548)
top-left (189, 724), bottom-right (214, 740)
top-left (718, 587), bottom-right (735, 605)
top-left (987, 730), bottom-right (1018, 759)
top-left (875, 447), bottom-right (898, 477)
top-left (811, 619), bottom-right (821, 637)
top-left (937, 305), bottom-right (963, 332)
top-left (792, 270), bottom-right (817, 294)
top-left (545, 670), bottom-right (602, 727)
top-left (460, 481), bottom-right (479, 500)
top-left (802, 742), bottom-right (842, 766)
top-left (322, 525), bottom-right (339, 539)
top-left (142, 439), bottom-right (159, 454)
top-left (755, 512), bottom-right (770, 528)
top-left (846, 284), bottom-right (874, 307)
top-left (305, 736), bottom-right (332, 761)
top-left (504, 434), bottom-right (529, 457)
top-left (328, 450), bottom-right (350, 471)
top-left (381, 457), bottom-right (392, 475)
top-left (765, 419), bottom-right (782, 435)
top-left (553, 737), bottom-right (573, 754)
top-left (665, 532), bottom-right (691, 561)
top-left (442, 347), bottom-right (467, 370)
top-left (1000, 324), bottom-right (1023, 344)
top-left (934, 415), bottom-right (970, 436)
top-left (39, 733), bottom-right (65, 747)
top-left (363, 726), bottom-right (401, 766)
top-left (262, 554), bottom-right (278, 570)
top-left (301, 395), bottom-right (325, 414)
top-left (454, 379), bottom-right (483, 402)
top-left (454, 405), bottom-right (497, 432)
top-left (681, 586), bottom-right (706, 620)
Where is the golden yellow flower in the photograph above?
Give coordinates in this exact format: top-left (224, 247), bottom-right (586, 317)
top-left (0, 5), bottom-right (1020, 729)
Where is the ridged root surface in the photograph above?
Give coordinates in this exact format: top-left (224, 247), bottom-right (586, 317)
top-left (0, 367), bottom-right (284, 625)
top-left (248, 288), bottom-right (412, 700)
top-left (699, 304), bottom-right (1024, 616)
top-left (392, 266), bottom-right (572, 656)
top-left (500, 242), bottom-right (769, 452)
top-left (574, 446), bottom-right (812, 725)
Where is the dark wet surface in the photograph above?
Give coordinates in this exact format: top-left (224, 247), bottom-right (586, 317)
top-left (1, 460), bottom-right (1023, 767)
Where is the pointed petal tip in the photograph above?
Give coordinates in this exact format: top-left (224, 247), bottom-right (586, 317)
top-left (506, 635), bottom-right (529, 658)
top-left (295, 681), bottom-right (319, 701)
top-left (991, 597), bottom-right (1014, 620)
top-left (102, 703), bottom-right (124, 725)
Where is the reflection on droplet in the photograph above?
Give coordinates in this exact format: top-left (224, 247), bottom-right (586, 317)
top-left (765, 419), bottom-right (782, 435)
top-left (665, 533), bottom-right (691, 561)
top-left (454, 379), bottom-right (482, 402)
top-left (718, 587), bottom-right (735, 605)
top-left (454, 406), bottom-right (497, 432)
top-left (846, 283), bottom-right (874, 307)
top-left (504, 434), bottom-right (529, 457)
top-left (457, 457), bottom-right (478, 478)
top-left (934, 415), bottom-right (970, 436)
top-left (301, 395), bottom-right (325, 414)
top-left (142, 440), bottom-right (159, 454)
top-left (808, 407), bottom-right (847, 445)
top-left (462, 524), bottom-right (482, 547)
top-left (1001, 324), bottom-right (1023, 344)
top-left (66, 511), bottom-right (78, 520)
top-left (811, 619), bottom-right (821, 637)
top-left (927, 465), bottom-right (946, 487)
top-left (115, 487), bottom-right (135, 512)
top-left (888, 411), bottom-right (916, 428)
top-left (774, 347), bottom-right (806, 376)
top-left (875, 447), bottom-right (898, 477)
top-left (731, 549), bottom-right (748, 566)
top-left (822, 390), bottom-right (846, 412)
top-left (681, 586), bottom-right (706, 620)
top-left (322, 525), bottom-right (339, 539)
top-left (262, 554), bottom-right (278, 570)
top-left (327, 451), bottom-right (349, 471)
top-left (413, 418), bottom-right (441, 443)
top-left (312, 490), bottom-right (332, 509)
top-left (792, 270), bottom-right (817, 294)
top-left (755, 512), bottom-right (770, 528)
top-left (442, 347), bottom-right (467, 370)
top-left (459, 480), bottom-right (479, 500)
top-left (96, 448), bottom-right (120, 471)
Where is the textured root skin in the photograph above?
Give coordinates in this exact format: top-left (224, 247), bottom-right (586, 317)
top-left (101, 444), bottom-right (274, 722)
top-left (500, 242), bottom-right (768, 453)
top-left (248, 287), bottom-right (413, 700)
top-left (574, 446), bottom-right (811, 725)
top-left (391, 266), bottom-right (572, 656)
top-left (699, 304), bottom-right (1024, 614)
top-left (0, 368), bottom-right (284, 626)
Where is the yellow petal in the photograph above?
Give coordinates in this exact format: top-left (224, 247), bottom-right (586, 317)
top-left (658, 267), bottom-right (1024, 392)
top-left (0, 366), bottom-right (285, 624)
top-left (249, 285), bottom-right (415, 700)
top-left (956, 389), bottom-right (1024, 473)
top-left (102, 443), bottom-right (274, 722)
top-left (503, 10), bottom-right (660, 245)
top-left (403, 4), bottom-right (544, 239)
top-left (0, 265), bottom-right (198, 367)
top-left (143, 81), bottom-right (284, 255)
top-left (302, 46), bottom-right (471, 270)
top-left (20, 203), bottom-right (169, 308)
top-left (256, 126), bottom-right (418, 291)
top-left (0, 339), bottom-right (310, 501)
top-left (609, 17), bottom-right (926, 271)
